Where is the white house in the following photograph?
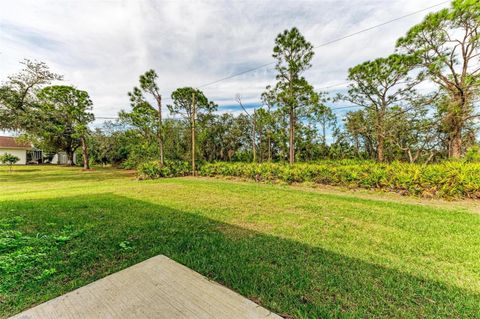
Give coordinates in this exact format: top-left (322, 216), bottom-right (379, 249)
top-left (0, 136), bottom-right (76, 165)
top-left (0, 136), bottom-right (32, 164)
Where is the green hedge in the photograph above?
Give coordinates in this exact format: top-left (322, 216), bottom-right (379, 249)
top-left (199, 161), bottom-right (480, 199)
top-left (137, 160), bottom-right (191, 179)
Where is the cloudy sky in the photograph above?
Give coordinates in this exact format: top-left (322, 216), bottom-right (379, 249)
top-left (0, 0), bottom-right (449, 124)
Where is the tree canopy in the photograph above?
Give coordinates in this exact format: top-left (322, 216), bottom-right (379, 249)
top-left (2, 1), bottom-right (479, 167)
top-left (396, 0), bottom-right (480, 158)
top-left (35, 85), bottom-right (94, 166)
top-left (266, 27), bottom-right (317, 164)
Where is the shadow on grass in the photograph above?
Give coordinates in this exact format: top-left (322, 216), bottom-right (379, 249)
top-left (0, 169), bottom-right (134, 184)
top-left (1, 194), bottom-right (478, 319)
top-left (0, 169), bottom-right (42, 173)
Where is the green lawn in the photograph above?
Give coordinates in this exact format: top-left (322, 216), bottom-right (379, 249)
top-left (1, 166), bottom-right (479, 318)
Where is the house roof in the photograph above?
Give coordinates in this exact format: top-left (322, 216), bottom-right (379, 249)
top-left (0, 136), bottom-right (32, 149)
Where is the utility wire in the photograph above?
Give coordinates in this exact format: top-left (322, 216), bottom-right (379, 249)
top-left (196, 1), bottom-right (449, 89)
top-left (95, 1), bottom-right (450, 120)
top-left (312, 1), bottom-right (449, 49)
top-left (94, 96), bottom-right (480, 121)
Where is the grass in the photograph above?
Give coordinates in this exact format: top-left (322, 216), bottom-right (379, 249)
top-left (1, 165), bottom-right (479, 318)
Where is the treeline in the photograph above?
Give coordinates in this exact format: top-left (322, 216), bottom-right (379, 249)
top-left (0, 0), bottom-right (478, 170)
top-left (0, 62), bottom-right (93, 168)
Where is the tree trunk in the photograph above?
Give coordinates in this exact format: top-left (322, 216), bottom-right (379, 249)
top-left (450, 130), bottom-right (462, 159)
top-left (155, 96), bottom-right (164, 165)
top-left (354, 137), bottom-right (360, 157)
top-left (159, 137), bottom-right (164, 165)
top-left (66, 150), bottom-right (74, 166)
top-left (81, 136), bottom-right (90, 170)
top-left (268, 134), bottom-right (272, 162)
top-left (407, 148), bottom-right (414, 163)
top-left (252, 109), bottom-right (256, 163)
top-left (447, 93), bottom-right (466, 159)
top-left (258, 129), bottom-right (263, 163)
top-left (377, 134), bottom-right (384, 162)
top-left (376, 108), bottom-right (385, 162)
top-left (191, 92), bottom-right (196, 176)
top-left (289, 107), bottom-right (295, 165)
top-left (322, 116), bottom-right (327, 146)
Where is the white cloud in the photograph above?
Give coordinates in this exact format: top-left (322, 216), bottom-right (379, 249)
top-left (0, 0), bottom-right (449, 120)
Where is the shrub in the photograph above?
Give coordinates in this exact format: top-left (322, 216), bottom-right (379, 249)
top-left (137, 160), bottom-right (191, 179)
top-left (0, 153), bottom-right (20, 172)
top-left (464, 146), bottom-right (480, 163)
top-left (199, 161), bottom-right (480, 199)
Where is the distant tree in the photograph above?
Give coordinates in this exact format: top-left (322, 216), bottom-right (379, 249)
top-left (195, 112), bottom-right (251, 162)
top-left (308, 92), bottom-right (336, 147)
top-left (266, 27), bottom-right (317, 164)
top-left (36, 86), bottom-right (94, 167)
top-left (235, 95), bottom-right (257, 162)
top-left (255, 108), bottom-right (275, 162)
top-left (120, 70), bottom-right (165, 164)
top-left (0, 153), bottom-right (20, 172)
top-left (328, 129), bottom-right (358, 160)
top-left (259, 90), bottom-right (276, 161)
top-left (345, 110), bottom-right (375, 159)
top-left (88, 122), bottom-right (131, 166)
top-left (387, 100), bottom-right (439, 163)
top-left (396, 0), bottom-right (480, 158)
top-left (162, 118), bottom-right (190, 161)
top-left (342, 54), bottom-right (420, 162)
top-left (168, 87), bottom-right (217, 174)
top-left (0, 60), bottom-right (62, 131)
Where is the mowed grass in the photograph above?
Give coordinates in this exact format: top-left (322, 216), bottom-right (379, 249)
top-left (0, 166), bottom-right (479, 318)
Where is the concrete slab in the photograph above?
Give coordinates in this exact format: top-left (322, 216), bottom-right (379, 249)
top-left (10, 255), bottom-right (281, 319)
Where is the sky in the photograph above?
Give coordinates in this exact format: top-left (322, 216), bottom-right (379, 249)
top-left (0, 0), bottom-right (450, 131)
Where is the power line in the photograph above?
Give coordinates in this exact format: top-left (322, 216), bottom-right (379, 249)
top-left (312, 1), bottom-right (449, 50)
top-left (95, 95), bottom-right (480, 121)
top-left (331, 105), bottom-right (363, 111)
top-left (196, 1), bottom-right (449, 89)
top-left (318, 81), bottom-right (351, 91)
top-left (94, 1), bottom-right (450, 120)
top-left (93, 103), bottom-right (362, 121)
top-left (198, 62), bottom-right (274, 89)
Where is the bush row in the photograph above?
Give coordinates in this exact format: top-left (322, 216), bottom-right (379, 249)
top-left (198, 161), bottom-right (480, 199)
top-left (137, 160), bottom-right (191, 179)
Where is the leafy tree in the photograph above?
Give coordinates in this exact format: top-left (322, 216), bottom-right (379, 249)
top-left (87, 122), bottom-right (132, 166)
top-left (464, 145), bottom-right (480, 162)
top-left (328, 129), bottom-right (358, 160)
top-left (235, 95), bottom-right (257, 162)
top-left (342, 54), bottom-right (420, 162)
top-left (35, 86), bottom-right (94, 167)
top-left (386, 101), bottom-right (439, 163)
top-left (162, 118), bottom-right (190, 161)
top-left (266, 27), bottom-right (317, 164)
top-left (168, 87), bottom-right (217, 174)
top-left (0, 153), bottom-right (20, 172)
top-left (255, 107), bottom-right (275, 162)
top-left (295, 123), bottom-right (320, 161)
top-left (196, 112), bottom-right (251, 162)
top-left (259, 90), bottom-right (279, 162)
top-left (345, 110), bottom-right (376, 159)
top-left (0, 60), bottom-right (62, 131)
top-left (396, 0), bottom-right (480, 158)
top-left (308, 92), bottom-right (336, 147)
top-left (120, 70), bottom-right (165, 164)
